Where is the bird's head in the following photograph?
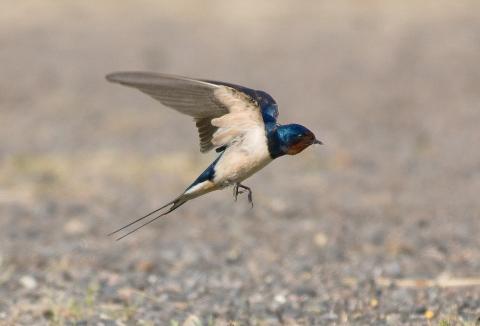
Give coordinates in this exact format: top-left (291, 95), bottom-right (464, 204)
top-left (276, 124), bottom-right (322, 155)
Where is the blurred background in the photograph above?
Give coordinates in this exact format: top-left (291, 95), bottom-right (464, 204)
top-left (1, 0), bottom-right (480, 324)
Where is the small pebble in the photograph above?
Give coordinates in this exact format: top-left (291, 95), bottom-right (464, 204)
top-left (274, 294), bottom-right (287, 304)
top-left (313, 232), bottom-right (328, 247)
top-left (135, 260), bottom-right (155, 273)
top-left (424, 310), bottom-right (435, 319)
top-left (322, 311), bottom-right (338, 321)
top-left (117, 287), bottom-right (135, 301)
top-left (226, 248), bottom-right (241, 263)
top-left (64, 218), bottom-right (88, 235)
top-left (19, 275), bottom-right (37, 290)
top-left (386, 314), bottom-right (401, 325)
top-left (415, 306), bottom-right (427, 314)
top-left (182, 314), bottom-right (201, 326)
top-left (147, 274), bottom-right (157, 284)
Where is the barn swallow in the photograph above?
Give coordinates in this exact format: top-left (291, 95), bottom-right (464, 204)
top-left (106, 72), bottom-right (322, 239)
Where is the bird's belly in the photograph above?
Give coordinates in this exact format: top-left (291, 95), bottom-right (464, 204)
top-left (213, 149), bottom-right (272, 187)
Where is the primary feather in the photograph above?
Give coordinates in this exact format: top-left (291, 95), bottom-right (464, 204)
top-left (106, 72), bottom-right (228, 152)
top-left (106, 71), bottom-right (269, 153)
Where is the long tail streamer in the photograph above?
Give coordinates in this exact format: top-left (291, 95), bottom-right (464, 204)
top-left (108, 196), bottom-right (186, 240)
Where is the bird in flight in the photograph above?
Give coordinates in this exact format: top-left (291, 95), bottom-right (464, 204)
top-left (106, 72), bottom-right (322, 240)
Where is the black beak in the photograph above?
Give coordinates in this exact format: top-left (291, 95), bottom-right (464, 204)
top-left (313, 139), bottom-right (323, 145)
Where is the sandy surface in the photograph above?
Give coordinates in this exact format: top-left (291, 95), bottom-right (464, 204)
top-left (1, 1), bottom-right (480, 324)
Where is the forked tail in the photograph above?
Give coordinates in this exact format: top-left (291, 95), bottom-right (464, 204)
top-left (108, 195), bottom-right (188, 240)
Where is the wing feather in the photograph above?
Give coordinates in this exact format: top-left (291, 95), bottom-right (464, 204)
top-left (107, 72), bottom-right (227, 152)
top-left (195, 117), bottom-right (217, 152)
top-left (106, 71), bottom-right (273, 153)
top-left (210, 87), bottom-right (264, 148)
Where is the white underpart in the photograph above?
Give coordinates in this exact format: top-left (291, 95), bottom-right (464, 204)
top-left (213, 128), bottom-right (272, 187)
top-left (210, 87), bottom-right (272, 187)
top-left (184, 180), bottom-right (216, 197)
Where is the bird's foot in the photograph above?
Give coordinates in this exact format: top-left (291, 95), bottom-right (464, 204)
top-left (233, 184), bottom-right (242, 201)
top-left (233, 183), bottom-right (253, 208)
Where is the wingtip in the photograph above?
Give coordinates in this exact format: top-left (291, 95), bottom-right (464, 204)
top-left (105, 71), bottom-right (171, 85)
top-left (104, 71), bottom-right (220, 90)
top-left (105, 71), bottom-right (145, 84)
top-left (105, 72), bottom-right (124, 83)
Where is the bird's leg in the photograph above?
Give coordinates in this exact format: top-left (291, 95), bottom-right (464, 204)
top-left (233, 183), bottom-right (244, 201)
top-left (233, 183), bottom-right (238, 201)
top-left (236, 183), bottom-right (253, 207)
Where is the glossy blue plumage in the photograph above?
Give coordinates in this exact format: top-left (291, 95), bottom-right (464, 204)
top-left (268, 124), bottom-right (317, 159)
top-left (186, 153), bottom-right (223, 190)
top-left (277, 124), bottom-right (314, 144)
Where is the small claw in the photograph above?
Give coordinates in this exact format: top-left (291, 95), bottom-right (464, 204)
top-left (247, 190), bottom-right (253, 207)
top-left (233, 183), bottom-right (245, 202)
top-left (236, 183), bottom-right (254, 208)
top-left (233, 184), bottom-right (238, 201)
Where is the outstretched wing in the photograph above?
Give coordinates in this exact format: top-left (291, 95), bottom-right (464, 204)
top-left (106, 72), bottom-right (279, 152)
top-left (203, 79), bottom-right (279, 125)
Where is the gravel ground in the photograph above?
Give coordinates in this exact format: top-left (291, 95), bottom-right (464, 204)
top-left (1, 1), bottom-right (480, 325)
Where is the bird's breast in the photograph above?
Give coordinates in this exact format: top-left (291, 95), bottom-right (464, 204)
top-left (213, 128), bottom-right (271, 186)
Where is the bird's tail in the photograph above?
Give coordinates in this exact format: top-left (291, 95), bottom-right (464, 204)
top-left (108, 194), bottom-right (189, 240)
